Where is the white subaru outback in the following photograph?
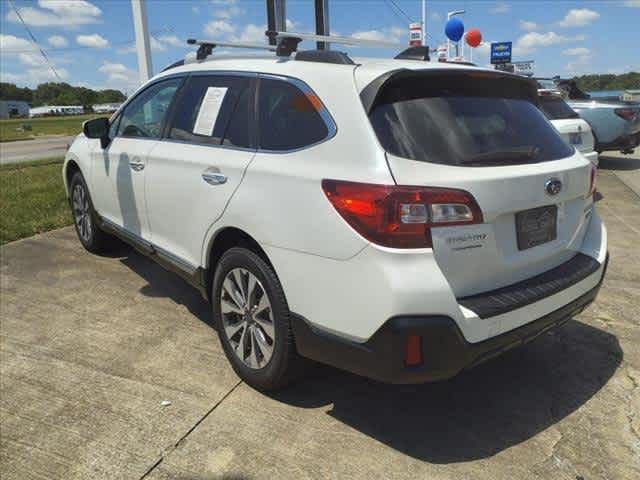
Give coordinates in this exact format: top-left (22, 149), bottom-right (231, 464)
top-left (63, 41), bottom-right (608, 390)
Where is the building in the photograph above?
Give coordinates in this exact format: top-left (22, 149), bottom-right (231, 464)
top-left (29, 105), bottom-right (84, 117)
top-left (0, 100), bottom-right (30, 119)
top-left (621, 90), bottom-right (640, 102)
top-left (92, 103), bottom-right (122, 114)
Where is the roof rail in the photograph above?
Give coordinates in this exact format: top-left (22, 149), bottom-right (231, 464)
top-left (165, 32), bottom-right (413, 70)
top-left (265, 30), bottom-right (402, 56)
top-left (186, 38), bottom-right (276, 60)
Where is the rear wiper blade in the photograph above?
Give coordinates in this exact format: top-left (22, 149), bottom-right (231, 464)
top-left (463, 147), bottom-right (539, 165)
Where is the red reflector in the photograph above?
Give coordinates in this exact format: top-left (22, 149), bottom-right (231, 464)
top-left (405, 334), bottom-right (423, 366)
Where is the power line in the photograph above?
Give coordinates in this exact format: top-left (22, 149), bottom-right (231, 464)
top-left (382, 0), bottom-right (412, 25)
top-left (1, 28), bottom-right (173, 54)
top-left (7, 0), bottom-right (62, 81)
top-left (386, 0), bottom-right (414, 23)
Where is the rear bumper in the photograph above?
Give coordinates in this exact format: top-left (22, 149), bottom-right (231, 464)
top-left (583, 151), bottom-right (599, 166)
top-left (292, 254), bottom-right (608, 384)
top-left (598, 131), bottom-right (640, 152)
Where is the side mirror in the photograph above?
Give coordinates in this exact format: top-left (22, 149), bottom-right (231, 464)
top-left (83, 117), bottom-right (110, 148)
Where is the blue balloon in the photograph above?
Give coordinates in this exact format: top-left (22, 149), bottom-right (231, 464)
top-left (445, 18), bottom-right (465, 42)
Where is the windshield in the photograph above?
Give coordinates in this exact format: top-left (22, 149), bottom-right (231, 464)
top-left (368, 74), bottom-right (574, 166)
top-left (539, 96), bottom-right (579, 120)
top-left (536, 79), bottom-right (557, 90)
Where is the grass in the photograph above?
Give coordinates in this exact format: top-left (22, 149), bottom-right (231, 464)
top-left (0, 114), bottom-right (102, 142)
top-left (0, 157), bottom-right (72, 245)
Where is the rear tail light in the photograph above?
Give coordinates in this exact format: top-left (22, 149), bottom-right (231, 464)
top-left (321, 179), bottom-right (483, 248)
top-left (614, 107), bottom-right (639, 122)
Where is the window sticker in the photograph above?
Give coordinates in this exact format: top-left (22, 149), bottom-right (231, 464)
top-left (193, 87), bottom-right (228, 136)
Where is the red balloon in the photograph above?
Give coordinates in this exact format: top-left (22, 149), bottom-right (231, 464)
top-left (466, 28), bottom-right (482, 48)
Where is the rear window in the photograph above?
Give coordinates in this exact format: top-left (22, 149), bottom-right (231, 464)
top-left (368, 73), bottom-right (574, 166)
top-left (539, 96), bottom-right (579, 120)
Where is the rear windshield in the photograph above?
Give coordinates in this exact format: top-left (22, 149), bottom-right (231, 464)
top-left (539, 96), bottom-right (579, 120)
top-left (368, 74), bottom-right (574, 166)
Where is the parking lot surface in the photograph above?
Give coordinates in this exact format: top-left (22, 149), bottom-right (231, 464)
top-left (1, 153), bottom-right (639, 480)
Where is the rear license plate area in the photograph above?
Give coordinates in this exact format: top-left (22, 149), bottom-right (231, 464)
top-left (569, 133), bottom-right (582, 145)
top-left (516, 205), bottom-right (558, 250)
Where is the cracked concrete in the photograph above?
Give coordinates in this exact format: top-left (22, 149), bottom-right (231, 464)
top-left (1, 151), bottom-right (639, 479)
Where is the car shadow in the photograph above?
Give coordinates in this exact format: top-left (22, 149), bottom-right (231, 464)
top-left (117, 248), bottom-right (622, 465)
top-left (598, 154), bottom-right (640, 171)
top-left (116, 246), bottom-right (214, 326)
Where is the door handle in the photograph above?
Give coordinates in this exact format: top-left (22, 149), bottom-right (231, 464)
top-left (202, 169), bottom-right (227, 185)
top-left (129, 158), bottom-right (145, 171)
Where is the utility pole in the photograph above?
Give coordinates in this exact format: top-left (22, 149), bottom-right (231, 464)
top-left (131, 0), bottom-right (153, 82)
top-left (314, 0), bottom-right (330, 50)
top-left (422, 0), bottom-right (426, 47)
top-left (266, 0), bottom-right (287, 45)
top-left (446, 9), bottom-right (465, 59)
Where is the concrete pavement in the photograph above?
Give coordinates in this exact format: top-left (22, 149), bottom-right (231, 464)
top-left (1, 160), bottom-right (639, 479)
top-left (599, 149), bottom-right (640, 196)
top-left (0, 136), bottom-right (76, 165)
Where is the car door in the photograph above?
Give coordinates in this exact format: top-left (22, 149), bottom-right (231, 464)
top-left (144, 73), bottom-right (257, 267)
top-left (90, 77), bottom-right (182, 239)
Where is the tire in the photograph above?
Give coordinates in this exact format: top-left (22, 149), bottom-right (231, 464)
top-left (69, 171), bottom-right (112, 253)
top-left (212, 247), bottom-right (304, 391)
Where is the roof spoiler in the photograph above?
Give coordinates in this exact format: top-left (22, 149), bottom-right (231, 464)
top-left (360, 69), bottom-right (540, 114)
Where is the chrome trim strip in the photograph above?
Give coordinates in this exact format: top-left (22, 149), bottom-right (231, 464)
top-left (100, 218), bottom-right (199, 275)
top-left (154, 245), bottom-right (199, 275)
top-left (101, 218), bottom-right (154, 254)
top-left (112, 70), bottom-right (337, 155)
top-left (156, 137), bottom-right (257, 153)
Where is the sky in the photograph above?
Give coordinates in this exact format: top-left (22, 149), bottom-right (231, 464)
top-left (1, 0), bottom-right (639, 94)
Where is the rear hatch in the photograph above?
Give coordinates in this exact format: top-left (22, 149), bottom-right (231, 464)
top-left (550, 119), bottom-right (595, 154)
top-left (362, 69), bottom-right (595, 297)
top-left (537, 92), bottom-right (595, 154)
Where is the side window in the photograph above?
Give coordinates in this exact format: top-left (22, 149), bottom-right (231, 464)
top-left (258, 78), bottom-right (330, 151)
top-left (168, 75), bottom-right (253, 149)
top-left (117, 78), bottom-right (181, 139)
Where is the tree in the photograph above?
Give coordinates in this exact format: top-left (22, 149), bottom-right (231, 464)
top-left (0, 82), bottom-right (126, 107)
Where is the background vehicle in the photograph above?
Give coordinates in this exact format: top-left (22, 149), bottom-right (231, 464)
top-left (537, 89), bottom-right (598, 166)
top-left (536, 77), bottom-right (640, 154)
top-left (63, 36), bottom-right (607, 390)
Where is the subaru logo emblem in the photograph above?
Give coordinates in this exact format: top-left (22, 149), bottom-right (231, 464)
top-left (545, 178), bottom-right (562, 196)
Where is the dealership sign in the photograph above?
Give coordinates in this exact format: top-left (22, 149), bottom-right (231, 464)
top-left (409, 23), bottom-right (423, 46)
top-left (513, 60), bottom-right (535, 77)
top-left (437, 45), bottom-right (447, 62)
top-left (490, 42), bottom-right (512, 64)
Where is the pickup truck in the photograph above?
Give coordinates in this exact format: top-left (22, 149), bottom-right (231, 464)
top-left (536, 78), bottom-right (640, 155)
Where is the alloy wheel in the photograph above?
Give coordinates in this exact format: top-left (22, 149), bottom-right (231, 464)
top-left (220, 268), bottom-right (275, 369)
top-left (72, 183), bottom-right (92, 243)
